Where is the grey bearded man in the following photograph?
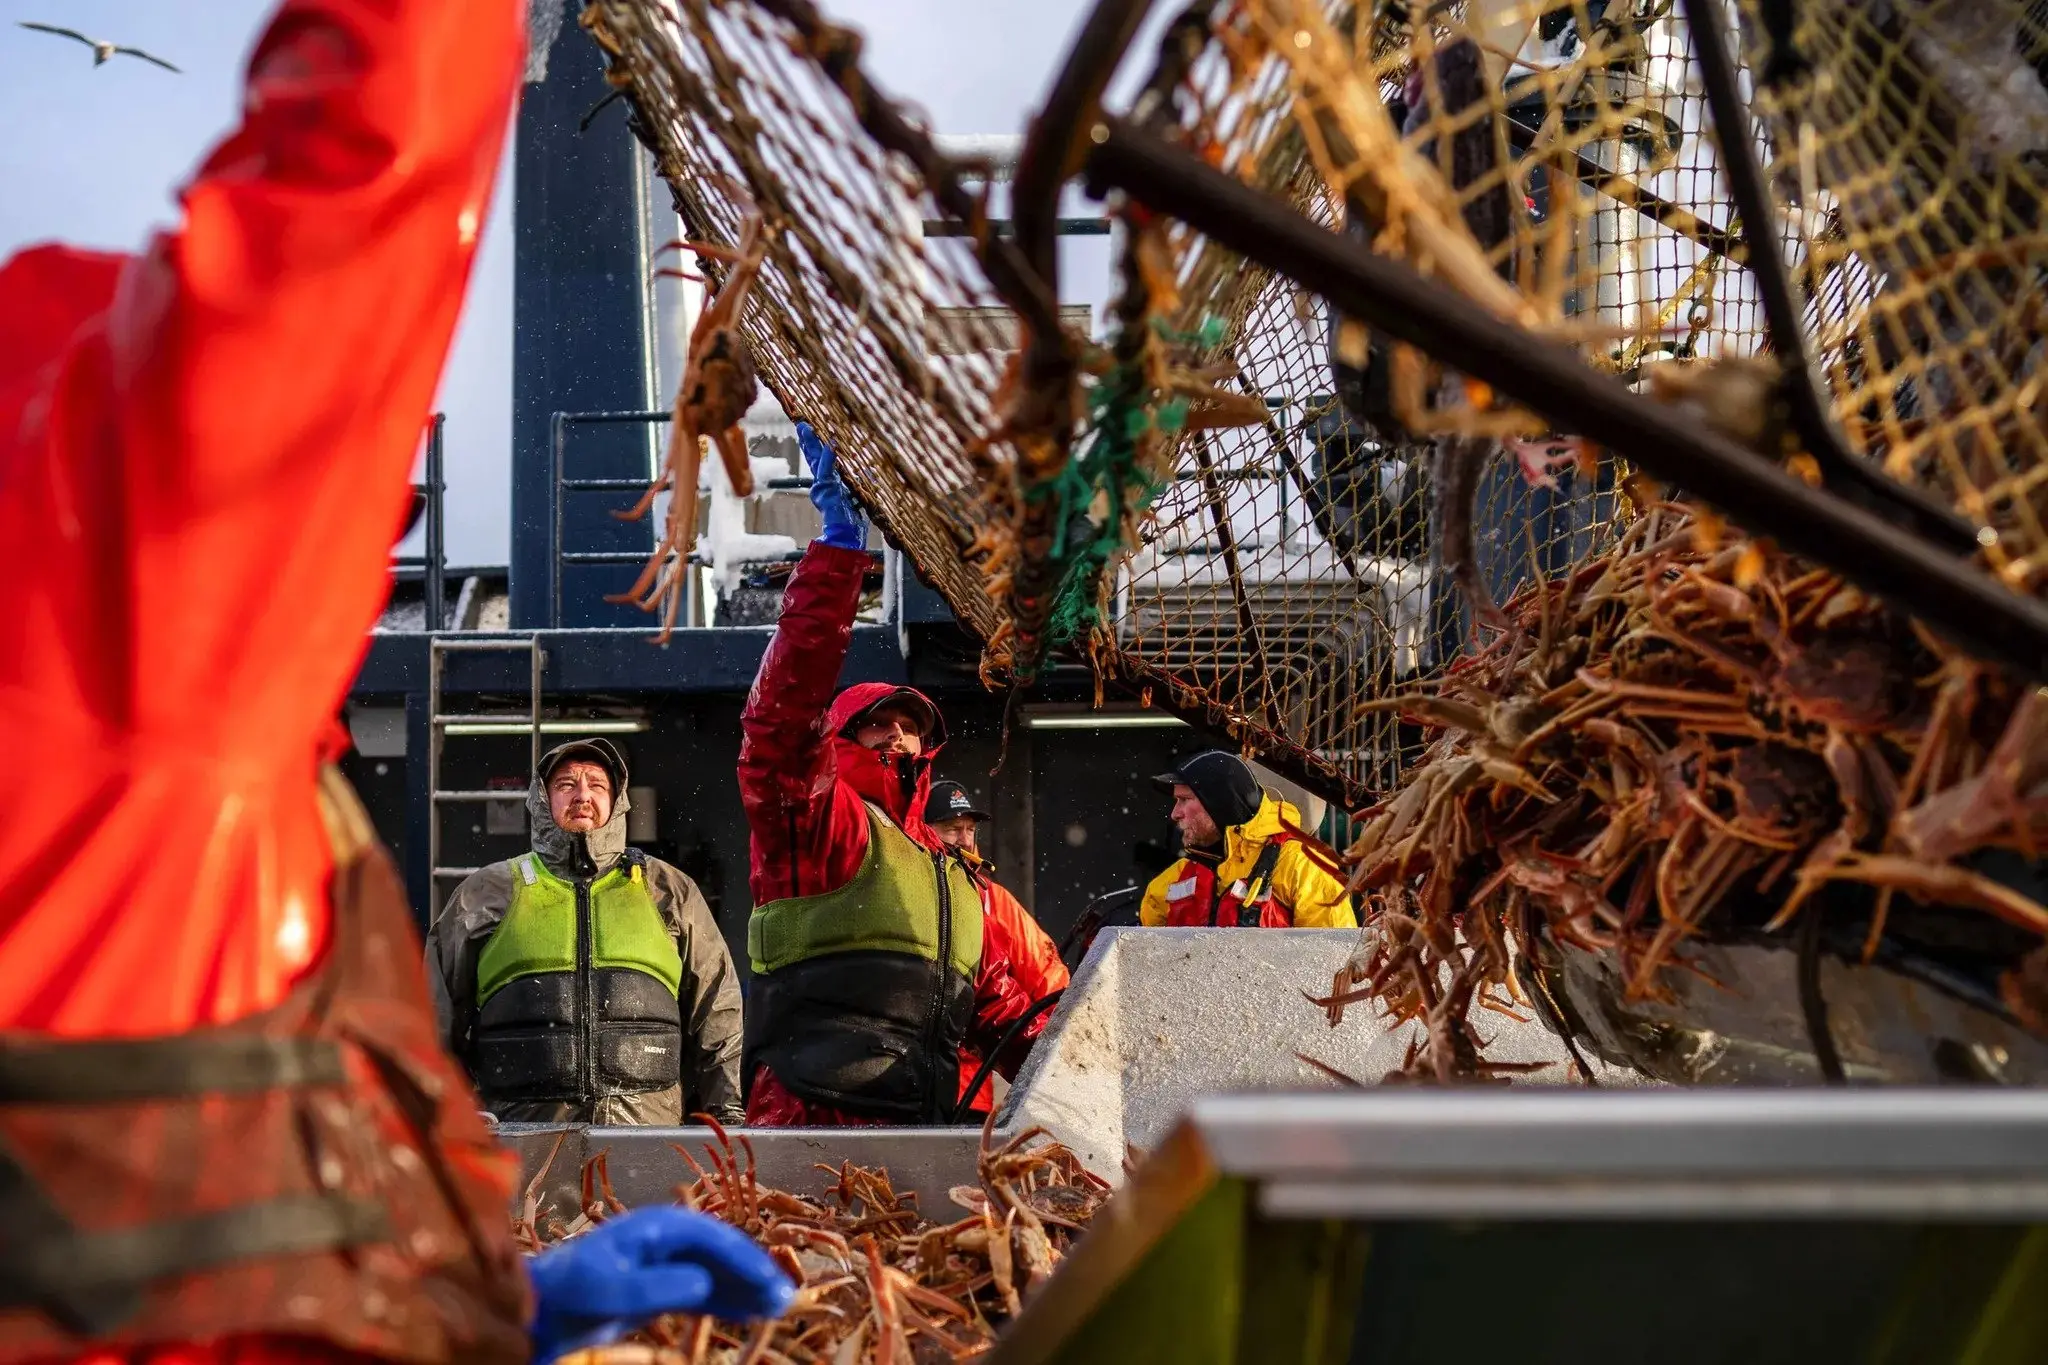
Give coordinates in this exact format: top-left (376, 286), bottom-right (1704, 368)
top-left (427, 737), bottom-right (745, 1124)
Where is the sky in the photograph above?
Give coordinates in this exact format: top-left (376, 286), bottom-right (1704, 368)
top-left (0, 0), bottom-right (1108, 565)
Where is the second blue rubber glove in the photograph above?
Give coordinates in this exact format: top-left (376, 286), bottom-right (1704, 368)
top-left (796, 420), bottom-right (864, 551)
top-left (527, 1206), bottom-right (794, 1363)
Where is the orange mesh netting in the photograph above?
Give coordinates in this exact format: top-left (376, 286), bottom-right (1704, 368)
top-left (580, 0), bottom-right (1069, 644)
top-left (1735, 0), bottom-right (2048, 586)
top-left (579, 0), bottom-right (2047, 811)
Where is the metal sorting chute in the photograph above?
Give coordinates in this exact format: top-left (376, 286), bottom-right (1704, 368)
top-left (997, 928), bottom-right (1640, 1179)
top-left (497, 927), bottom-right (1612, 1218)
top-left (989, 1089), bottom-right (2048, 1365)
top-left (499, 1122), bottom-right (987, 1227)
top-left (495, 926), bottom-right (1615, 1233)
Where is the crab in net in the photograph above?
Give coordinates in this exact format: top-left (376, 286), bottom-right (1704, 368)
top-left (514, 1113), bottom-right (1111, 1363)
top-left (608, 187), bottom-right (775, 642)
top-left (1305, 494), bottom-right (2048, 1081)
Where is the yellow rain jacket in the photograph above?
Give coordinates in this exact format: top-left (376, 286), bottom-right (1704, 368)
top-left (1140, 793), bottom-right (1356, 929)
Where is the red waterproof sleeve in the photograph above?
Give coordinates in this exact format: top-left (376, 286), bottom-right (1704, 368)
top-left (60, 1330), bottom-right (374, 1365)
top-left (0, 0), bottom-right (523, 1036)
top-left (963, 899), bottom-right (1053, 1087)
top-left (738, 541), bottom-right (876, 904)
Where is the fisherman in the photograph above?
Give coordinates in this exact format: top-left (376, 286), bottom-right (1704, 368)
top-left (1141, 751), bottom-right (1358, 929)
top-left (0, 2), bottom-right (787, 1358)
top-left (738, 425), bottom-right (1047, 1126)
top-left (927, 780), bottom-right (1071, 1115)
top-left (428, 738), bottom-right (745, 1125)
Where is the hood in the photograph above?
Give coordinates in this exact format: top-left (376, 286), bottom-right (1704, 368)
top-left (826, 683), bottom-right (945, 834)
top-left (528, 738), bottom-right (633, 876)
top-left (1226, 792), bottom-right (1299, 854)
top-left (826, 683), bottom-right (946, 748)
top-left (1157, 750), bottom-right (1265, 838)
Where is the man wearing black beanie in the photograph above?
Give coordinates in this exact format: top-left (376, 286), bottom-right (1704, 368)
top-left (1140, 751), bottom-right (1356, 929)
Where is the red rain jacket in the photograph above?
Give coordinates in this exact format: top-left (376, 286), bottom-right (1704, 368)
top-left (738, 542), bottom-right (1045, 1125)
top-left (0, 0), bottom-right (521, 1359)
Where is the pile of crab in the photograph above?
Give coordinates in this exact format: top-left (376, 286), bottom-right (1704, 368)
top-left (1316, 496), bottom-right (2048, 1080)
top-left (516, 1115), bottom-right (1110, 1363)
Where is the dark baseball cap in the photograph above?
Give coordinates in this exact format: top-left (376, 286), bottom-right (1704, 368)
top-left (927, 780), bottom-right (988, 821)
top-left (841, 687), bottom-right (944, 745)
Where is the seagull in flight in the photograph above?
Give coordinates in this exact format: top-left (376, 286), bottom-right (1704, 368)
top-left (18, 22), bottom-right (181, 72)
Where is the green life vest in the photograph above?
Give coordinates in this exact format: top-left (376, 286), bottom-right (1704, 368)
top-left (470, 851), bottom-right (688, 1107)
top-left (743, 804), bottom-right (986, 1122)
top-left (477, 854), bottom-right (683, 1003)
top-left (748, 805), bottom-right (981, 978)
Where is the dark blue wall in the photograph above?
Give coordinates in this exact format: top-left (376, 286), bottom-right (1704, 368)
top-left (511, 28), bottom-right (659, 629)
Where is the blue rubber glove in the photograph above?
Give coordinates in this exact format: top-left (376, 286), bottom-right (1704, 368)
top-left (796, 420), bottom-right (864, 550)
top-left (527, 1206), bottom-right (794, 1363)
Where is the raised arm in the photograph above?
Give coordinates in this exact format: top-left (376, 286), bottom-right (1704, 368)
top-left (737, 540), bottom-right (872, 902)
top-left (0, 0), bottom-right (523, 1034)
top-left (6, 0), bottom-right (520, 752)
top-left (738, 424), bottom-right (872, 903)
top-left (116, 0), bottom-right (523, 713)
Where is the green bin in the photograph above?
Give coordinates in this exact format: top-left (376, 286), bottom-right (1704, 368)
top-left (990, 1091), bottom-right (2048, 1365)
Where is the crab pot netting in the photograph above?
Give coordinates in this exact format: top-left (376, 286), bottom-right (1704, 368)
top-left (1734, 0), bottom-right (2048, 591)
top-left (1109, 0), bottom-right (1800, 806)
top-left (580, 0), bottom-right (1050, 641)
top-left (582, 0), bottom-right (2047, 813)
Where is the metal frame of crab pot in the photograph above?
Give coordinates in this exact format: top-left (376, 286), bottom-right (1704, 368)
top-left (987, 1090), bottom-right (2048, 1365)
top-left (992, 0), bottom-right (2048, 688)
top-left (1071, 118), bottom-right (2048, 684)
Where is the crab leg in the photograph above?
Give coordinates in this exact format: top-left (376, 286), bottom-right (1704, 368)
top-left (713, 422), bottom-right (756, 498)
top-left (653, 237), bottom-right (752, 267)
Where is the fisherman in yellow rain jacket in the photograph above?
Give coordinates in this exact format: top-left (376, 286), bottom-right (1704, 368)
top-left (1140, 751), bottom-right (1357, 929)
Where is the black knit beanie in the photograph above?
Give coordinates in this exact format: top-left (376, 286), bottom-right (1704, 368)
top-left (1151, 750), bottom-right (1264, 832)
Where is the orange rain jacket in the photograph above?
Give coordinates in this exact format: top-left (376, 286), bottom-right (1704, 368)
top-left (0, 7), bottom-right (522, 1363)
top-left (957, 863), bottom-right (1069, 1114)
top-left (0, 0), bottom-right (522, 1039)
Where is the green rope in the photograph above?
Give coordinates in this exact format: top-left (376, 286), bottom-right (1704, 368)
top-left (1011, 201), bottom-right (1229, 677)
top-left (1036, 345), bottom-right (1190, 659)
top-left (1151, 314), bottom-right (1229, 351)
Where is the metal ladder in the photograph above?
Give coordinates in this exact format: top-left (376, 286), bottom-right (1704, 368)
top-left (427, 636), bottom-right (546, 918)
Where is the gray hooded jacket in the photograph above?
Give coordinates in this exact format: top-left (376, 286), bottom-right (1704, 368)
top-left (426, 744), bottom-right (744, 1124)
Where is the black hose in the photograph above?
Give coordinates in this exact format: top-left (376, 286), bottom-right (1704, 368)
top-left (952, 991), bottom-right (1065, 1123)
top-left (1797, 906), bottom-right (1848, 1085)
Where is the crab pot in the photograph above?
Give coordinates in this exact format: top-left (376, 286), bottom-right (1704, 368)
top-left (987, 1090), bottom-right (2048, 1365)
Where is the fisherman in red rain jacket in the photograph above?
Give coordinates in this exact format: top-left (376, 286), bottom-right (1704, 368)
top-left (0, 4), bottom-right (788, 1361)
top-left (739, 425), bottom-right (1044, 1127)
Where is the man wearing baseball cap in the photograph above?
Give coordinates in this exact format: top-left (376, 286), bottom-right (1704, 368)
top-left (428, 736), bottom-right (745, 1125)
top-left (927, 779), bottom-right (990, 832)
top-left (1141, 750), bottom-right (1356, 929)
top-left (927, 781), bottom-right (1070, 1115)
